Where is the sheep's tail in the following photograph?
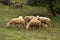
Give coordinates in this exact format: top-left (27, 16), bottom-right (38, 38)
top-left (26, 22), bottom-right (30, 30)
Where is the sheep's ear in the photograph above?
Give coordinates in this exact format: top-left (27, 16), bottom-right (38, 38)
top-left (18, 16), bottom-right (21, 18)
top-left (36, 16), bottom-right (40, 17)
top-left (36, 16), bottom-right (40, 19)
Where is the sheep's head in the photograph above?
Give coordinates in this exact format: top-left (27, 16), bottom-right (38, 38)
top-left (7, 23), bottom-right (9, 26)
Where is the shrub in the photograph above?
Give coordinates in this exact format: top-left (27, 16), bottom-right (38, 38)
top-left (0, 0), bottom-right (13, 6)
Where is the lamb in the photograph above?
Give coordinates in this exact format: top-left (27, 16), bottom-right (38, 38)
top-left (26, 17), bottom-right (41, 30)
top-left (24, 16), bottom-right (35, 23)
top-left (37, 16), bottom-right (51, 29)
top-left (7, 16), bottom-right (25, 29)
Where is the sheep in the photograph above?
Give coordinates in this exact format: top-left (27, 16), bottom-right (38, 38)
top-left (7, 16), bottom-right (25, 29)
top-left (24, 16), bottom-right (35, 23)
top-left (26, 17), bottom-right (41, 30)
top-left (37, 16), bottom-right (51, 29)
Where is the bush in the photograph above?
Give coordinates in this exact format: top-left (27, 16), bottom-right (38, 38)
top-left (10, 2), bottom-right (24, 9)
top-left (0, 0), bottom-right (13, 6)
top-left (56, 7), bottom-right (60, 15)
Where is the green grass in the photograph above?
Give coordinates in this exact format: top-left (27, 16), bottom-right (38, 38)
top-left (0, 0), bottom-right (60, 40)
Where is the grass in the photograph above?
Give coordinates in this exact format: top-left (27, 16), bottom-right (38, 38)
top-left (0, 0), bottom-right (60, 40)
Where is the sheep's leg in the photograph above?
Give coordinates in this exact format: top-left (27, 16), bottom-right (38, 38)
top-left (26, 22), bottom-right (30, 30)
top-left (18, 24), bottom-right (22, 29)
top-left (39, 22), bottom-right (42, 27)
top-left (47, 22), bottom-right (51, 29)
top-left (45, 24), bottom-right (49, 29)
top-left (16, 24), bottom-right (19, 28)
top-left (48, 22), bottom-right (51, 28)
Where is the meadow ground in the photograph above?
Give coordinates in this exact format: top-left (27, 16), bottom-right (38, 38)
top-left (0, 1), bottom-right (60, 40)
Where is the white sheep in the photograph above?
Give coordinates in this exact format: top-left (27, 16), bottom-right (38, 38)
top-left (7, 16), bottom-right (25, 29)
top-left (26, 17), bottom-right (41, 30)
top-left (24, 16), bottom-right (35, 23)
top-left (38, 16), bottom-right (51, 29)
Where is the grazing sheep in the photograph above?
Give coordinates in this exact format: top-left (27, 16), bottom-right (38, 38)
top-left (26, 17), bottom-right (41, 30)
top-left (7, 16), bottom-right (25, 29)
top-left (38, 16), bottom-right (51, 29)
top-left (24, 16), bottom-right (35, 23)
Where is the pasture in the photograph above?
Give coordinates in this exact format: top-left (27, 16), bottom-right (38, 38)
top-left (0, 0), bottom-right (60, 40)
